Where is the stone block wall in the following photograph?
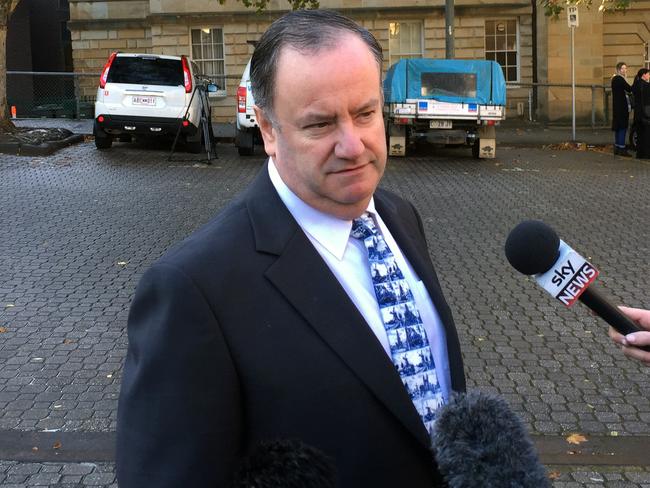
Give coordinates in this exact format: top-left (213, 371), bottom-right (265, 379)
top-left (68, 0), bottom-right (532, 122)
top-left (71, 25), bottom-right (153, 99)
top-left (542, 6), bottom-right (606, 123)
top-left (603, 3), bottom-right (650, 80)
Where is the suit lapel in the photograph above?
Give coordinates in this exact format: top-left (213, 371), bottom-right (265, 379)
top-left (245, 167), bottom-right (431, 448)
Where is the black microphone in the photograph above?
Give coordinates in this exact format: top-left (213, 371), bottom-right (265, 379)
top-left (505, 220), bottom-right (650, 351)
top-left (231, 439), bottom-right (336, 488)
top-left (431, 391), bottom-right (550, 488)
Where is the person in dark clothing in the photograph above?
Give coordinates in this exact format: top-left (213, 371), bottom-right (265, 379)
top-left (633, 68), bottom-right (650, 159)
top-left (630, 68), bottom-right (650, 153)
top-left (611, 61), bottom-right (632, 155)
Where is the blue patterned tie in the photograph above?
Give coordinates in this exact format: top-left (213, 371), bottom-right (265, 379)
top-left (351, 212), bottom-right (444, 433)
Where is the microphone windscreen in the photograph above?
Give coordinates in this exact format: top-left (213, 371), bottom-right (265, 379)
top-left (505, 220), bottom-right (560, 275)
top-left (231, 439), bottom-right (336, 488)
top-left (431, 391), bottom-right (550, 488)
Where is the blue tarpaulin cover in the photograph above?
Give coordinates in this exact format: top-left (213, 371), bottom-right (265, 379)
top-left (383, 59), bottom-right (506, 106)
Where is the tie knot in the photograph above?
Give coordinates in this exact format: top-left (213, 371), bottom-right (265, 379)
top-left (351, 212), bottom-right (377, 240)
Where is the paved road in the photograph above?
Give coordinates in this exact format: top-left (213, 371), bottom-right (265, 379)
top-left (0, 140), bottom-right (649, 486)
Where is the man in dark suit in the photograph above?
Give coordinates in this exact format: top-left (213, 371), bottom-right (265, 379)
top-left (116, 10), bottom-right (465, 487)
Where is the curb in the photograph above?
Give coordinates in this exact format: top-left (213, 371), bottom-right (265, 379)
top-left (1, 430), bottom-right (649, 466)
top-left (0, 134), bottom-right (84, 157)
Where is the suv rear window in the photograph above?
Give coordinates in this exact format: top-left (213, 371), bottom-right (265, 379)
top-left (107, 57), bottom-right (184, 86)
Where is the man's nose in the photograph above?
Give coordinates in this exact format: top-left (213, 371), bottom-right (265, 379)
top-left (335, 122), bottom-right (365, 160)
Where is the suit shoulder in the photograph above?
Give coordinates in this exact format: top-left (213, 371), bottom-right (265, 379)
top-left (375, 188), bottom-right (419, 215)
top-left (376, 187), bottom-right (408, 204)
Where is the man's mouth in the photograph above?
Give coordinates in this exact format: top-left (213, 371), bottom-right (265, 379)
top-left (332, 162), bottom-right (372, 174)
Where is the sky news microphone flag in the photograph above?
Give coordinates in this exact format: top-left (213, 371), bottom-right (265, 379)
top-left (505, 220), bottom-right (649, 350)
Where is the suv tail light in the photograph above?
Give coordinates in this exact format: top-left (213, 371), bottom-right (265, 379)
top-left (237, 86), bottom-right (247, 113)
top-left (181, 56), bottom-right (192, 93)
top-left (99, 52), bottom-right (117, 89)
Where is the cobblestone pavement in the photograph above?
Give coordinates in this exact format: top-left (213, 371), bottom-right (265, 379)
top-left (0, 140), bottom-right (649, 486)
top-left (0, 461), bottom-right (117, 487)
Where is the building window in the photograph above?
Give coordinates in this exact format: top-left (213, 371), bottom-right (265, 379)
top-left (485, 20), bottom-right (518, 82)
top-left (388, 22), bottom-right (423, 66)
top-left (191, 27), bottom-right (226, 89)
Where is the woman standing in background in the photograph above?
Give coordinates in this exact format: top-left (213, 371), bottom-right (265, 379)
top-left (633, 68), bottom-right (650, 159)
top-left (611, 62), bottom-right (632, 156)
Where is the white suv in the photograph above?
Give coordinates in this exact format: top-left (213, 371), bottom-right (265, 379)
top-left (235, 59), bottom-right (261, 156)
top-left (94, 52), bottom-right (213, 152)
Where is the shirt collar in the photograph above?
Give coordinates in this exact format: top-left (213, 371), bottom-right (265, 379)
top-left (268, 158), bottom-right (376, 260)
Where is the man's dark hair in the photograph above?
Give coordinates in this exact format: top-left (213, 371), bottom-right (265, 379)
top-left (250, 9), bottom-right (383, 116)
top-left (616, 61), bottom-right (627, 72)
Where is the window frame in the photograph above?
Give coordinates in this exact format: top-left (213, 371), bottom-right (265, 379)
top-left (388, 21), bottom-right (424, 67)
top-left (484, 19), bottom-right (520, 83)
top-left (189, 26), bottom-right (227, 97)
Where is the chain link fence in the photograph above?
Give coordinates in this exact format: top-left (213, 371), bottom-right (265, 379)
top-left (7, 72), bottom-right (98, 119)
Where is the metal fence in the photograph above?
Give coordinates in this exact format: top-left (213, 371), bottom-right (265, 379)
top-left (505, 82), bottom-right (611, 127)
top-left (7, 72), bottom-right (612, 126)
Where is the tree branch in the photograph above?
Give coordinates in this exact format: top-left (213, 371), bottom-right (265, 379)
top-left (542, 0), bottom-right (631, 18)
top-left (215, 0), bottom-right (319, 13)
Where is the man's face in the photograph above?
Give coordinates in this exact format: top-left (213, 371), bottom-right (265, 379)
top-left (254, 35), bottom-right (387, 220)
top-left (643, 72), bottom-right (650, 82)
top-left (619, 64), bottom-right (628, 76)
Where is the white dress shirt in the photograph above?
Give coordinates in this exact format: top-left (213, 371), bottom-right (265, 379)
top-left (268, 159), bottom-right (452, 401)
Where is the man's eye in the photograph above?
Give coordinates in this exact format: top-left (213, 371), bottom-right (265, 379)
top-left (358, 111), bottom-right (375, 121)
top-left (305, 121), bottom-right (331, 130)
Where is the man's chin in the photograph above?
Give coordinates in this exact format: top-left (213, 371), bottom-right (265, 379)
top-left (337, 189), bottom-right (376, 211)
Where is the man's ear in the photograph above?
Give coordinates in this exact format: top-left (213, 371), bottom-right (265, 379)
top-left (254, 105), bottom-right (277, 158)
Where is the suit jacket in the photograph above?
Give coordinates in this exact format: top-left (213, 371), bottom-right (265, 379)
top-left (116, 165), bottom-right (466, 487)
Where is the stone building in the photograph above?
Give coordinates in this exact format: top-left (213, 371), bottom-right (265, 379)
top-left (540, 3), bottom-right (650, 123)
top-left (66, 0), bottom-right (650, 124)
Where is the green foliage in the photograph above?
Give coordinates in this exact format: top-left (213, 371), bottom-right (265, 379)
top-left (542, 0), bottom-right (631, 18)
top-left (217, 0), bottom-right (319, 13)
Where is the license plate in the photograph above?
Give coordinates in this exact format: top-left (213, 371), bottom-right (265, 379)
top-left (430, 120), bottom-right (452, 129)
top-left (132, 96), bottom-right (156, 106)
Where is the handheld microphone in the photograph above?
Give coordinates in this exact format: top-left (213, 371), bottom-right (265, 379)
top-left (431, 391), bottom-right (550, 488)
top-left (231, 439), bottom-right (336, 488)
top-left (505, 220), bottom-right (650, 351)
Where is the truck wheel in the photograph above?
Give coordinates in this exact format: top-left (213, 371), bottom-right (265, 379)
top-left (94, 122), bottom-right (113, 150)
top-left (95, 135), bottom-right (113, 150)
top-left (237, 130), bottom-right (254, 156)
top-left (472, 139), bottom-right (480, 159)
